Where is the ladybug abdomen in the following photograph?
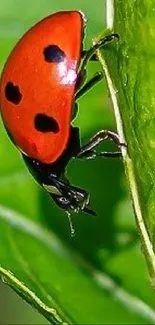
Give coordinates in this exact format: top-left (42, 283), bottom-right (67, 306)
top-left (0, 11), bottom-right (83, 163)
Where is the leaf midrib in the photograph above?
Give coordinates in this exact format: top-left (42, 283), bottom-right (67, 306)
top-left (0, 203), bottom-right (155, 323)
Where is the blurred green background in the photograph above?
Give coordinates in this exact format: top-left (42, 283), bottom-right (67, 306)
top-left (0, 0), bottom-right (155, 324)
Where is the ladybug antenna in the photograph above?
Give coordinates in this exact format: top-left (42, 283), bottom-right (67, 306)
top-left (67, 212), bottom-right (75, 237)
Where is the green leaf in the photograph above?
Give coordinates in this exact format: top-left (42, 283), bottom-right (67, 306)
top-left (98, 1), bottom-right (155, 286)
top-left (0, 0), bottom-right (155, 324)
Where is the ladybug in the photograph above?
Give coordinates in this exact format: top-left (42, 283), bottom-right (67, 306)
top-left (0, 10), bottom-right (122, 228)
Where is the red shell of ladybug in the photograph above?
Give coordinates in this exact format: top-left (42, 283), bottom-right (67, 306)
top-left (0, 11), bottom-right (85, 163)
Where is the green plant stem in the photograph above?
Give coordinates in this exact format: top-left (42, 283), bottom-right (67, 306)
top-left (98, 0), bottom-right (155, 285)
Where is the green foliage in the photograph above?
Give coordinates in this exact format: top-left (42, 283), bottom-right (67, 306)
top-left (0, 0), bottom-right (155, 324)
top-left (100, 0), bottom-right (155, 287)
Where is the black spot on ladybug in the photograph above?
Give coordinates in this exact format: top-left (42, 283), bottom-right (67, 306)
top-left (5, 82), bottom-right (22, 105)
top-left (43, 45), bottom-right (65, 63)
top-left (34, 113), bottom-right (59, 133)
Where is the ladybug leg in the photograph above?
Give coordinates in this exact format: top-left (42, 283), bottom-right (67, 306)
top-left (75, 72), bottom-right (103, 100)
top-left (81, 33), bottom-right (119, 71)
top-left (76, 34), bottom-right (118, 96)
top-left (81, 51), bottom-right (98, 61)
top-left (22, 152), bottom-right (95, 218)
top-left (52, 191), bottom-right (96, 237)
top-left (76, 130), bottom-right (126, 160)
top-left (50, 177), bottom-right (96, 217)
top-left (77, 150), bottom-right (122, 159)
